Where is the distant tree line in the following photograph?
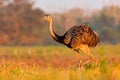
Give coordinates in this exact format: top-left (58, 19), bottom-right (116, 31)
top-left (0, 0), bottom-right (120, 46)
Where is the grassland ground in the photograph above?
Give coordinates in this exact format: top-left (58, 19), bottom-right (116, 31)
top-left (0, 45), bottom-right (120, 80)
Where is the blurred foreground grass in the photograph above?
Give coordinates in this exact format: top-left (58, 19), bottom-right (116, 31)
top-left (0, 44), bottom-right (120, 80)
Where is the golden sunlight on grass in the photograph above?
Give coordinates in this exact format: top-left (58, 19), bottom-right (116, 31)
top-left (0, 45), bottom-right (120, 80)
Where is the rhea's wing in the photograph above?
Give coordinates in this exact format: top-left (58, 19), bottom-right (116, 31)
top-left (63, 25), bottom-right (83, 46)
top-left (63, 30), bottom-right (72, 45)
top-left (63, 24), bottom-right (99, 48)
top-left (72, 24), bottom-right (99, 47)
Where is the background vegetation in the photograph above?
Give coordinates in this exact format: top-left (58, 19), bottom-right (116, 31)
top-left (0, 0), bottom-right (120, 46)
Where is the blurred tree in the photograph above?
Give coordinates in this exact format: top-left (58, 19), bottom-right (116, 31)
top-left (52, 8), bottom-right (84, 30)
top-left (0, 0), bottom-right (48, 45)
top-left (91, 5), bottom-right (120, 44)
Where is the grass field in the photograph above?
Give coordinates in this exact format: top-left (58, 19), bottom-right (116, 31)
top-left (0, 45), bottom-right (120, 80)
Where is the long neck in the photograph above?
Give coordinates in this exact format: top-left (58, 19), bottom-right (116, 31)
top-left (49, 20), bottom-right (63, 43)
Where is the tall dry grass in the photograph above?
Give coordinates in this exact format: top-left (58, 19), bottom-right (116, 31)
top-left (0, 45), bottom-right (119, 80)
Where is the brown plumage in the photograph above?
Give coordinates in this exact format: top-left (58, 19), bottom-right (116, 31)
top-left (63, 24), bottom-right (99, 49)
top-left (44, 14), bottom-right (99, 68)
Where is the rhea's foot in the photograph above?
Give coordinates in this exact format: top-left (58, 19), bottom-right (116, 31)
top-left (81, 57), bottom-right (96, 66)
top-left (74, 59), bottom-right (84, 70)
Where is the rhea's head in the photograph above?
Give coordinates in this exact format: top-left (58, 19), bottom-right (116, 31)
top-left (43, 14), bottom-right (52, 23)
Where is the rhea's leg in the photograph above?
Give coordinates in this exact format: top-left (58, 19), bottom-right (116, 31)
top-left (74, 50), bottom-right (83, 69)
top-left (79, 44), bottom-right (95, 65)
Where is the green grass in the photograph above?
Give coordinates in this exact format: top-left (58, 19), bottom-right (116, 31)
top-left (0, 44), bottom-right (120, 80)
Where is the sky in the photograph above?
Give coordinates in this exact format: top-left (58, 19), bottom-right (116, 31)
top-left (34, 0), bottom-right (120, 13)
